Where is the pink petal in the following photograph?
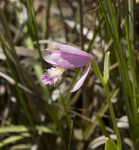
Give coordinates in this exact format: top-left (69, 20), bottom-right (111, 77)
top-left (55, 43), bottom-right (92, 59)
top-left (71, 65), bottom-right (91, 92)
top-left (41, 72), bottom-right (57, 85)
top-left (44, 50), bottom-right (92, 69)
top-left (41, 67), bottom-right (64, 85)
top-left (44, 52), bottom-right (75, 68)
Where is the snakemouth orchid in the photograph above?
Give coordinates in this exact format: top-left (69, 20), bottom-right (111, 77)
top-left (41, 42), bottom-right (93, 92)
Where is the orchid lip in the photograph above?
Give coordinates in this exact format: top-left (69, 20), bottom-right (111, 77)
top-left (41, 67), bottom-right (65, 85)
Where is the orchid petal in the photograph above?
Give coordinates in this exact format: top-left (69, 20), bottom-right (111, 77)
top-left (55, 42), bottom-right (92, 59)
top-left (71, 65), bottom-right (91, 92)
top-left (44, 50), bottom-right (92, 69)
top-left (44, 52), bottom-right (75, 68)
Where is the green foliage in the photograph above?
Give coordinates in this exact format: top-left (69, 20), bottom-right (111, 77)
top-left (105, 138), bottom-right (117, 150)
top-left (103, 51), bottom-right (110, 84)
top-left (91, 59), bottom-right (105, 86)
top-left (0, 0), bottom-right (139, 150)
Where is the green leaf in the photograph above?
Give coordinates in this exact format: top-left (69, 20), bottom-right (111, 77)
top-left (91, 59), bottom-right (105, 86)
top-left (0, 125), bottom-right (55, 134)
top-left (105, 137), bottom-right (117, 150)
top-left (103, 51), bottom-right (110, 84)
top-left (25, 0), bottom-right (44, 68)
top-left (83, 103), bottom-right (108, 140)
top-left (10, 144), bottom-right (31, 150)
top-left (0, 133), bottom-right (31, 148)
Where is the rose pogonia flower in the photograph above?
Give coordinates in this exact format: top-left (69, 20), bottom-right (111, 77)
top-left (41, 42), bottom-right (92, 92)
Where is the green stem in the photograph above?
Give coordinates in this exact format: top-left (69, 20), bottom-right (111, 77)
top-left (78, 0), bottom-right (84, 50)
top-left (26, 0), bottom-right (44, 69)
top-left (104, 84), bottom-right (122, 150)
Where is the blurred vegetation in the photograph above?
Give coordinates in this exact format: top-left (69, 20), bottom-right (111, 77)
top-left (0, 0), bottom-right (139, 150)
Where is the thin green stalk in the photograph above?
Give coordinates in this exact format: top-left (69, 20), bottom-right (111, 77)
top-left (68, 120), bottom-right (73, 150)
top-left (126, 0), bottom-right (139, 148)
top-left (0, 8), bottom-right (39, 93)
top-left (97, 116), bottom-right (109, 137)
top-left (26, 0), bottom-right (44, 68)
top-left (104, 84), bottom-right (122, 150)
top-left (0, 35), bottom-right (33, 126)
top-left (128, 0), bottom-right (135, 50)
top-left (45, 0), bottom-right (52, 40)
top-left (100, 1), bottom-right (139, 137)
top-left (87, 18), bottom-right (104, 52)
top-left (125, 18), bottom-right (138, 119)
top-left (56, 0), bottom-right (69, 41)
top-left (91, 55), bottom-right (122, 150)
top-left (78, 0), bottom-right (84, 50)
top-left (0, 9), bottom-right (21, 64)
top-left (127, 0), bottom-right (138, 118)
top-left (59, 94), bottom-right (72, 130)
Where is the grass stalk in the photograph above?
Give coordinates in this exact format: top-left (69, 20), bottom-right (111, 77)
top-left (26, 0), bottom-right (44, 68)
top-left (56, 0), bottom-right (69, 41)
top-left (99, 0), bottom-right (139, 148)
top-left (45, 0), bottom-right (52, 40)
top-left (91, 55), bottom-right (122, 150)
top-left (104, 85), bottom-right (122, 150)
top-left (0, 34), bottom-right (33, 126)
top-left (126, 0), bottom-right (139, 148)
top-left (78, 0), bottom-right (84, 50)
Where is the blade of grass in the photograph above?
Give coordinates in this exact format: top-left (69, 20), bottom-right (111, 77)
top-left (9, 144), bottom-right (31, 150)
top-left (105, 137), bottom-right (117, 150)
top-left (25, 0), bottom-right (44, 68)
top-left (0, 133), bottom-right (31, 148)
top-left (99, 0), bottom-right (139, 149)
top-left (104, 85), bottom-right (122, 150)
top-left (45, 0), bottom-right (52, 40)
top-left (87, 17), bottom-right (104, 52)
top-left (83, 103), bottom-right (108, 140)
top-left (97, 116), bottom-right (109, 137)
top-left (0, 125), bottom-right (55, 134)
top-left (0, 34), bottom-right (34, 126)
top-left (91, 59), bottom-right (105, 85)
top-left (103, 51), bottom-right (110, 84)
top-left (10, 144), bottom-right (31, 150)
top-left (78, 0), bottom-right (84, 50)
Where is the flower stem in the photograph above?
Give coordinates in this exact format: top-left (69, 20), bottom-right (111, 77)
top-left (104, 84), bottom-right (122, 150)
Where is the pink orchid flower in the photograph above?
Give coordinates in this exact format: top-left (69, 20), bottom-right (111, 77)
top-left (41, 42), bottom-right (92, 92)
